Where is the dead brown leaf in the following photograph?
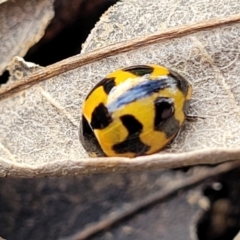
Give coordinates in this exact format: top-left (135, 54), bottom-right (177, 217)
top-left (1, 0), bottom-right (240, 177)
top-left (0, 0), bottom-right (54, 75)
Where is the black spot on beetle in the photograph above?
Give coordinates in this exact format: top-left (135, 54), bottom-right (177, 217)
top-left (154, 97), bottom-right (174, 128)
top-left (156, 116), bottom-right (180, 138)
top-left (169, 70), bottom-right (189, 96)
top-left (103, 78), bottom-right (116, 95)
top-left (154, 97), bottom-right (180, 138)
top-left (123, 65), bottom-right (154, 76)
top-left (121, 114), bottom-right (143, 135)
top-left (91, 103), bottom-right (112, 129)
top-left (80, 115), bottom-right (105, 157)
top-left (81, 115), bottom-right (94, 136)
top-left (85, 77), bottom-right (116, 100)
top-left (112, 115), bottom-right (150, 154)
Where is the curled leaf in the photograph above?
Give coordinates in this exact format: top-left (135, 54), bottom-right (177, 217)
top-left (0, 0), bottom-right (54, 74)
top-left (1, 0), bottom-right (240, 177)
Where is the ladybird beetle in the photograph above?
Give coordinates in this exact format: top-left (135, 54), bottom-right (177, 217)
top-left (80, 64), bottom-right (192, 158)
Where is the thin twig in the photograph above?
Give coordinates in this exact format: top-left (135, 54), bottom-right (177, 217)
top-left (1, 14), bottom-right (240, 100)
top-left (60, 161), bottom-right (240, 240)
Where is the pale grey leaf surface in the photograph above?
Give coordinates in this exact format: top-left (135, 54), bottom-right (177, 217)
top-left (234, 231), bottom-right (240, 240)
top-left (1, 0), bottom-right (240, 177)
top-left (0, 0), bottom-right (54, 75)
top-left (82, 0), bottom-right (240, 53)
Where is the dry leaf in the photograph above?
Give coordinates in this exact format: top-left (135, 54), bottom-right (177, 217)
top-left (1, 0), bottom-right (240, 177)
top-left (234, 231), bottom-right (240, 240)
top-left (82, 0), bottom-right (240, 53)
top-left (0, 0), bottom-right (54, 75)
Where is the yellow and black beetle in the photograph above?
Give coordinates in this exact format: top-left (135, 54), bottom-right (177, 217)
top-left (80, 64), bottom-right (192, 158)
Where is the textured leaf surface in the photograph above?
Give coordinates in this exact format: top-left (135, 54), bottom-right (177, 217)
top-left (0, 0), bottom-right (54, 74)
top-left (82, 0), bottom-right (240, 53)
top-left (1, 0), bottom-right (240, 177)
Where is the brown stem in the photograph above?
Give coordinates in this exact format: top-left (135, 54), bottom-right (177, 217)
top-left (1, 14), bottom-right (240, 100)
